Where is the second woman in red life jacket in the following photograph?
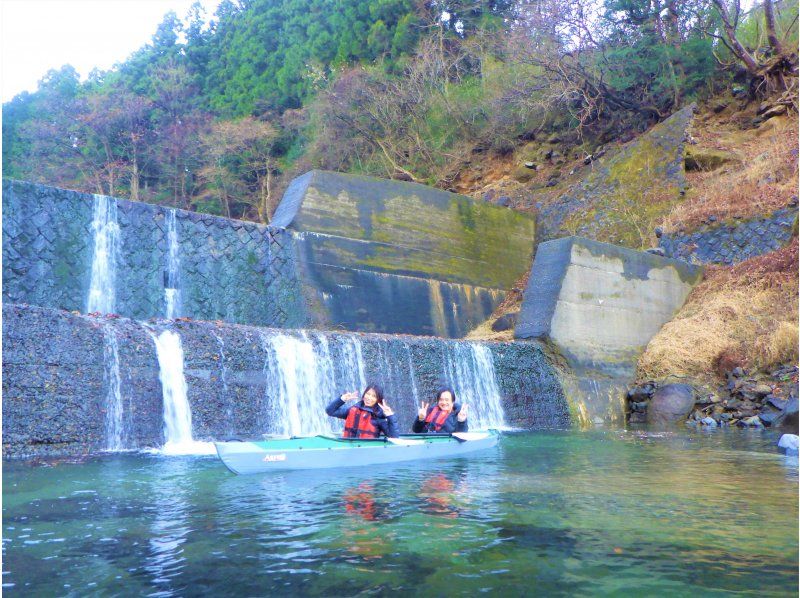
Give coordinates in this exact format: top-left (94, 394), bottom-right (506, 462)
top-left (325, 384), bottom-right (399, 439)
top-left (412, 386), bottom-right (469, 434)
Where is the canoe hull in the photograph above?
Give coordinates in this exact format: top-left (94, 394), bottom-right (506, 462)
top-left (215, 433), bottom-right (498, 475)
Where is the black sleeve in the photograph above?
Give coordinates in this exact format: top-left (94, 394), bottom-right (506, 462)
top-left (384, 415), bottom-right (399, 438)
top-left (325, 396), bottom-right (352, 420)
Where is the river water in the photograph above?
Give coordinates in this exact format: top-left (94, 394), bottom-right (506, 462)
top-left (3, 430), bottom-right (797, 596)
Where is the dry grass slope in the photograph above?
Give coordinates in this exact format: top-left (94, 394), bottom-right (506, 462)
top-left (638, 238), bottom-right (798, 383)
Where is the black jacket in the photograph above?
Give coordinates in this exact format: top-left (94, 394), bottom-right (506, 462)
top-left (325, 396), bottom-right (399, 438)
top-left (412, 404), bottom-right (468, 433)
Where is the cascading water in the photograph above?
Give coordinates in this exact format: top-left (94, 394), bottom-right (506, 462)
top-left (444, 342), bottom-right (506, 430)
top-left (86, 194), bottom-right (120, 314)
top-left (103, 326), bottom-right (126, 451)
top-left (164, 210), bottom-right (182, 319)
top-left (149, 328), bottom-right (214, 455)
top-left (259, 332), bottom-right (336, 437)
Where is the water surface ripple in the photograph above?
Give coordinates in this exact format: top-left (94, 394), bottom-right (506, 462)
top-left (3, 430), bottom-right (797, 596)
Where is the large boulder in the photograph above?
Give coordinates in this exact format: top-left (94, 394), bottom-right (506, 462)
top-left (647, 383), bottom-right (695, 426)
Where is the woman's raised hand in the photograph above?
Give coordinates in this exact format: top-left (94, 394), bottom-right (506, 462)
top-left (381, 400), bottom-right (394, 417)
top-left (342, 391), bottom-right (360, 401)
top-left (457, 403), bottom-right (468, 422)
top-left (418, 401), bottom-right (429, 421)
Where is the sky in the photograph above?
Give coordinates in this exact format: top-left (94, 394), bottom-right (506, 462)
top-left (1, 0), bottom-right (221, 102)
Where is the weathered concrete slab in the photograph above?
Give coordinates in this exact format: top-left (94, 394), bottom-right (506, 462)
top-left (273, 170), bottom-right (536, 289)
top-left (515, 237), bottom-right (702, 424)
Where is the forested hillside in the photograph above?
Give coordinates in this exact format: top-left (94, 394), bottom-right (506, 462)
top-left (3, 0), bottom-right (797, 223)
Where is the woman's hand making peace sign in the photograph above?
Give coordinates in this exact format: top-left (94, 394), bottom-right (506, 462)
top-left (418, 401), bottom-right (429, 421)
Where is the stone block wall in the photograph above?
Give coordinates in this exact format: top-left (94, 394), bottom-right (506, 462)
top-left (659, 207), bottom-right (798, 264)
top-left (3, 303), bottom-right (572, 457)
top-left (3, 179), bottom-right (306, 326)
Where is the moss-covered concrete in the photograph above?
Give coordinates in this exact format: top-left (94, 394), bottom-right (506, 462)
top-left (272, 170), bottom-right (536, 289)
top-left (537, 105), bottom-right (695, 248)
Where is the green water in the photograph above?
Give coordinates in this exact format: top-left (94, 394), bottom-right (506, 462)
top-left (3, 430), bottom-right (798, 596)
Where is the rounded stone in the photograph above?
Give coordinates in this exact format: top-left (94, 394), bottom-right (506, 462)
top-left (647, 383), bottom-right (695, 426)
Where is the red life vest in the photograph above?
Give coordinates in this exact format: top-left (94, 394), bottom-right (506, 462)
top-left (424, 406), bottom-right (451, 432)
top-left (343, 405), bottom-right (381, 438)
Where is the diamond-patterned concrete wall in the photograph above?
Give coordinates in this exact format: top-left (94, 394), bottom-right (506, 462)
top-left (2, 180), bottom-right (306, 327)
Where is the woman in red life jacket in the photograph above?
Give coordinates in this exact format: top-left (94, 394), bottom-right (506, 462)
top-left (325, 385), bottom-right (399, 438)
top-left (412, 386), bottom-right (468, 434)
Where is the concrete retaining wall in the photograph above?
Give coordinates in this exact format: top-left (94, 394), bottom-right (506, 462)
top-left (3, 303), bottom-right (571, 458)
top-left (3, 174), bottom-right (535, 337)
top-left (515, 237), bottom-right (702, 424)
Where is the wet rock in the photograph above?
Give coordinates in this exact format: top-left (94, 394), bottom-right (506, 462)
top-left (700, 417), bottom-right (717, 428)
top-left (654, 226), bottom-right (663, 238)
top-left (629, 412), bottom-right (647, 424)
top-left (731, 367), bottom-right (745, 378)
top-left (738, 416), bottom-right (764, 428)
top-left (630, 401), bottom-right (648, 413)
top-left (646, 247), bottom-right (666, 256)
top-left (777, 434), bottom-right (799, 456)
top-left (524, 162), bottom-right (537, 170)
top-left (648, 383), bottom-right (695, 426)
top-left (627, 384), bottom-right (655, 402)
top-left (767, 396), bottom-right (788, 411)
top-left (491, 312), bottom-right (518, 332)
top-left (758, 408), bottom-right (782, 426)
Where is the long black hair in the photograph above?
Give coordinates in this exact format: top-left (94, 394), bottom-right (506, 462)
top-left (361, 384), bottom-right (385, 405)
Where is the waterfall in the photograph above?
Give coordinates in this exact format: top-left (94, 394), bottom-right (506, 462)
top-left (86, 194), bottom-right (120, 314)
top-left (337, 335), bottom-right (367, 392)
top-left (149, 328), bottom-right (214, 455)
top-left (259, 332), bottom-right (335, 437)
top-left (164, 210), bottom-right (182, 319)
top-left (404, 344), bottom-right (420, 407)
top-left (444, 342), bottom-right (506, 430)
top-left (103, 326), bottom-right (125, 451)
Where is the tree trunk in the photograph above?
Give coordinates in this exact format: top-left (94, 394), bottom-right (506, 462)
top-left (764, 0), bottom-right (784, 56)
top-left (712, 0), bottom-right (761, 74)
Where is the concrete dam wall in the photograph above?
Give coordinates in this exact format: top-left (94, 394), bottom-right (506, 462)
top-left (3, 304), bottom-right (571, 457)
top-left (3, 174), bottom-right (535, 337)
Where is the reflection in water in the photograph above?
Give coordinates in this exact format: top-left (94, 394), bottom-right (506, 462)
top-left (3, 431), bottom-right (797, 596)
top-left (144, 459), bottom-right (192, 596)
top-left (419, 473), bottom-right (460, 518)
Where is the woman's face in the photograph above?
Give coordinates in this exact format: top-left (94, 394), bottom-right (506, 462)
top-left (437, 391), bottom-right (454, 412)
top-left (363, 388), bottom-right (379, 407)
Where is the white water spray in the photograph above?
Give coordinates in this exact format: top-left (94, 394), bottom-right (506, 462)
top-left (445, 342), bottom-right (507, 430)
top-left (86, 194), bottom-right (120, 314)
top-left (150, 329), bottom-right (214, 455)
top-left (103, 326), bottom-right (125, 451)
top-left (260, 332), bottom-right (334, 437)
top-left (164, 210), bottom-right (182, 319)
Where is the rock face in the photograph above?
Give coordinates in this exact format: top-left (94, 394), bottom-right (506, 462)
top-left (3, 174), bottom-right (536, 337)
top-left (515, 237), bottom-right (701, 425)
top-left (2, 303), bottom-right (572, 457)
top-left (536, 105), bottom-right (695, 243)
top-left (647, 384), bottom-right (695, 425)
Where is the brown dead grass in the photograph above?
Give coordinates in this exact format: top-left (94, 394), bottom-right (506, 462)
top-left (465, 271), bottom-right (529, 341)
top-left (661, 113), bottom-right (798, 231)
top-left (638, 239), bottom-right (799, 382)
